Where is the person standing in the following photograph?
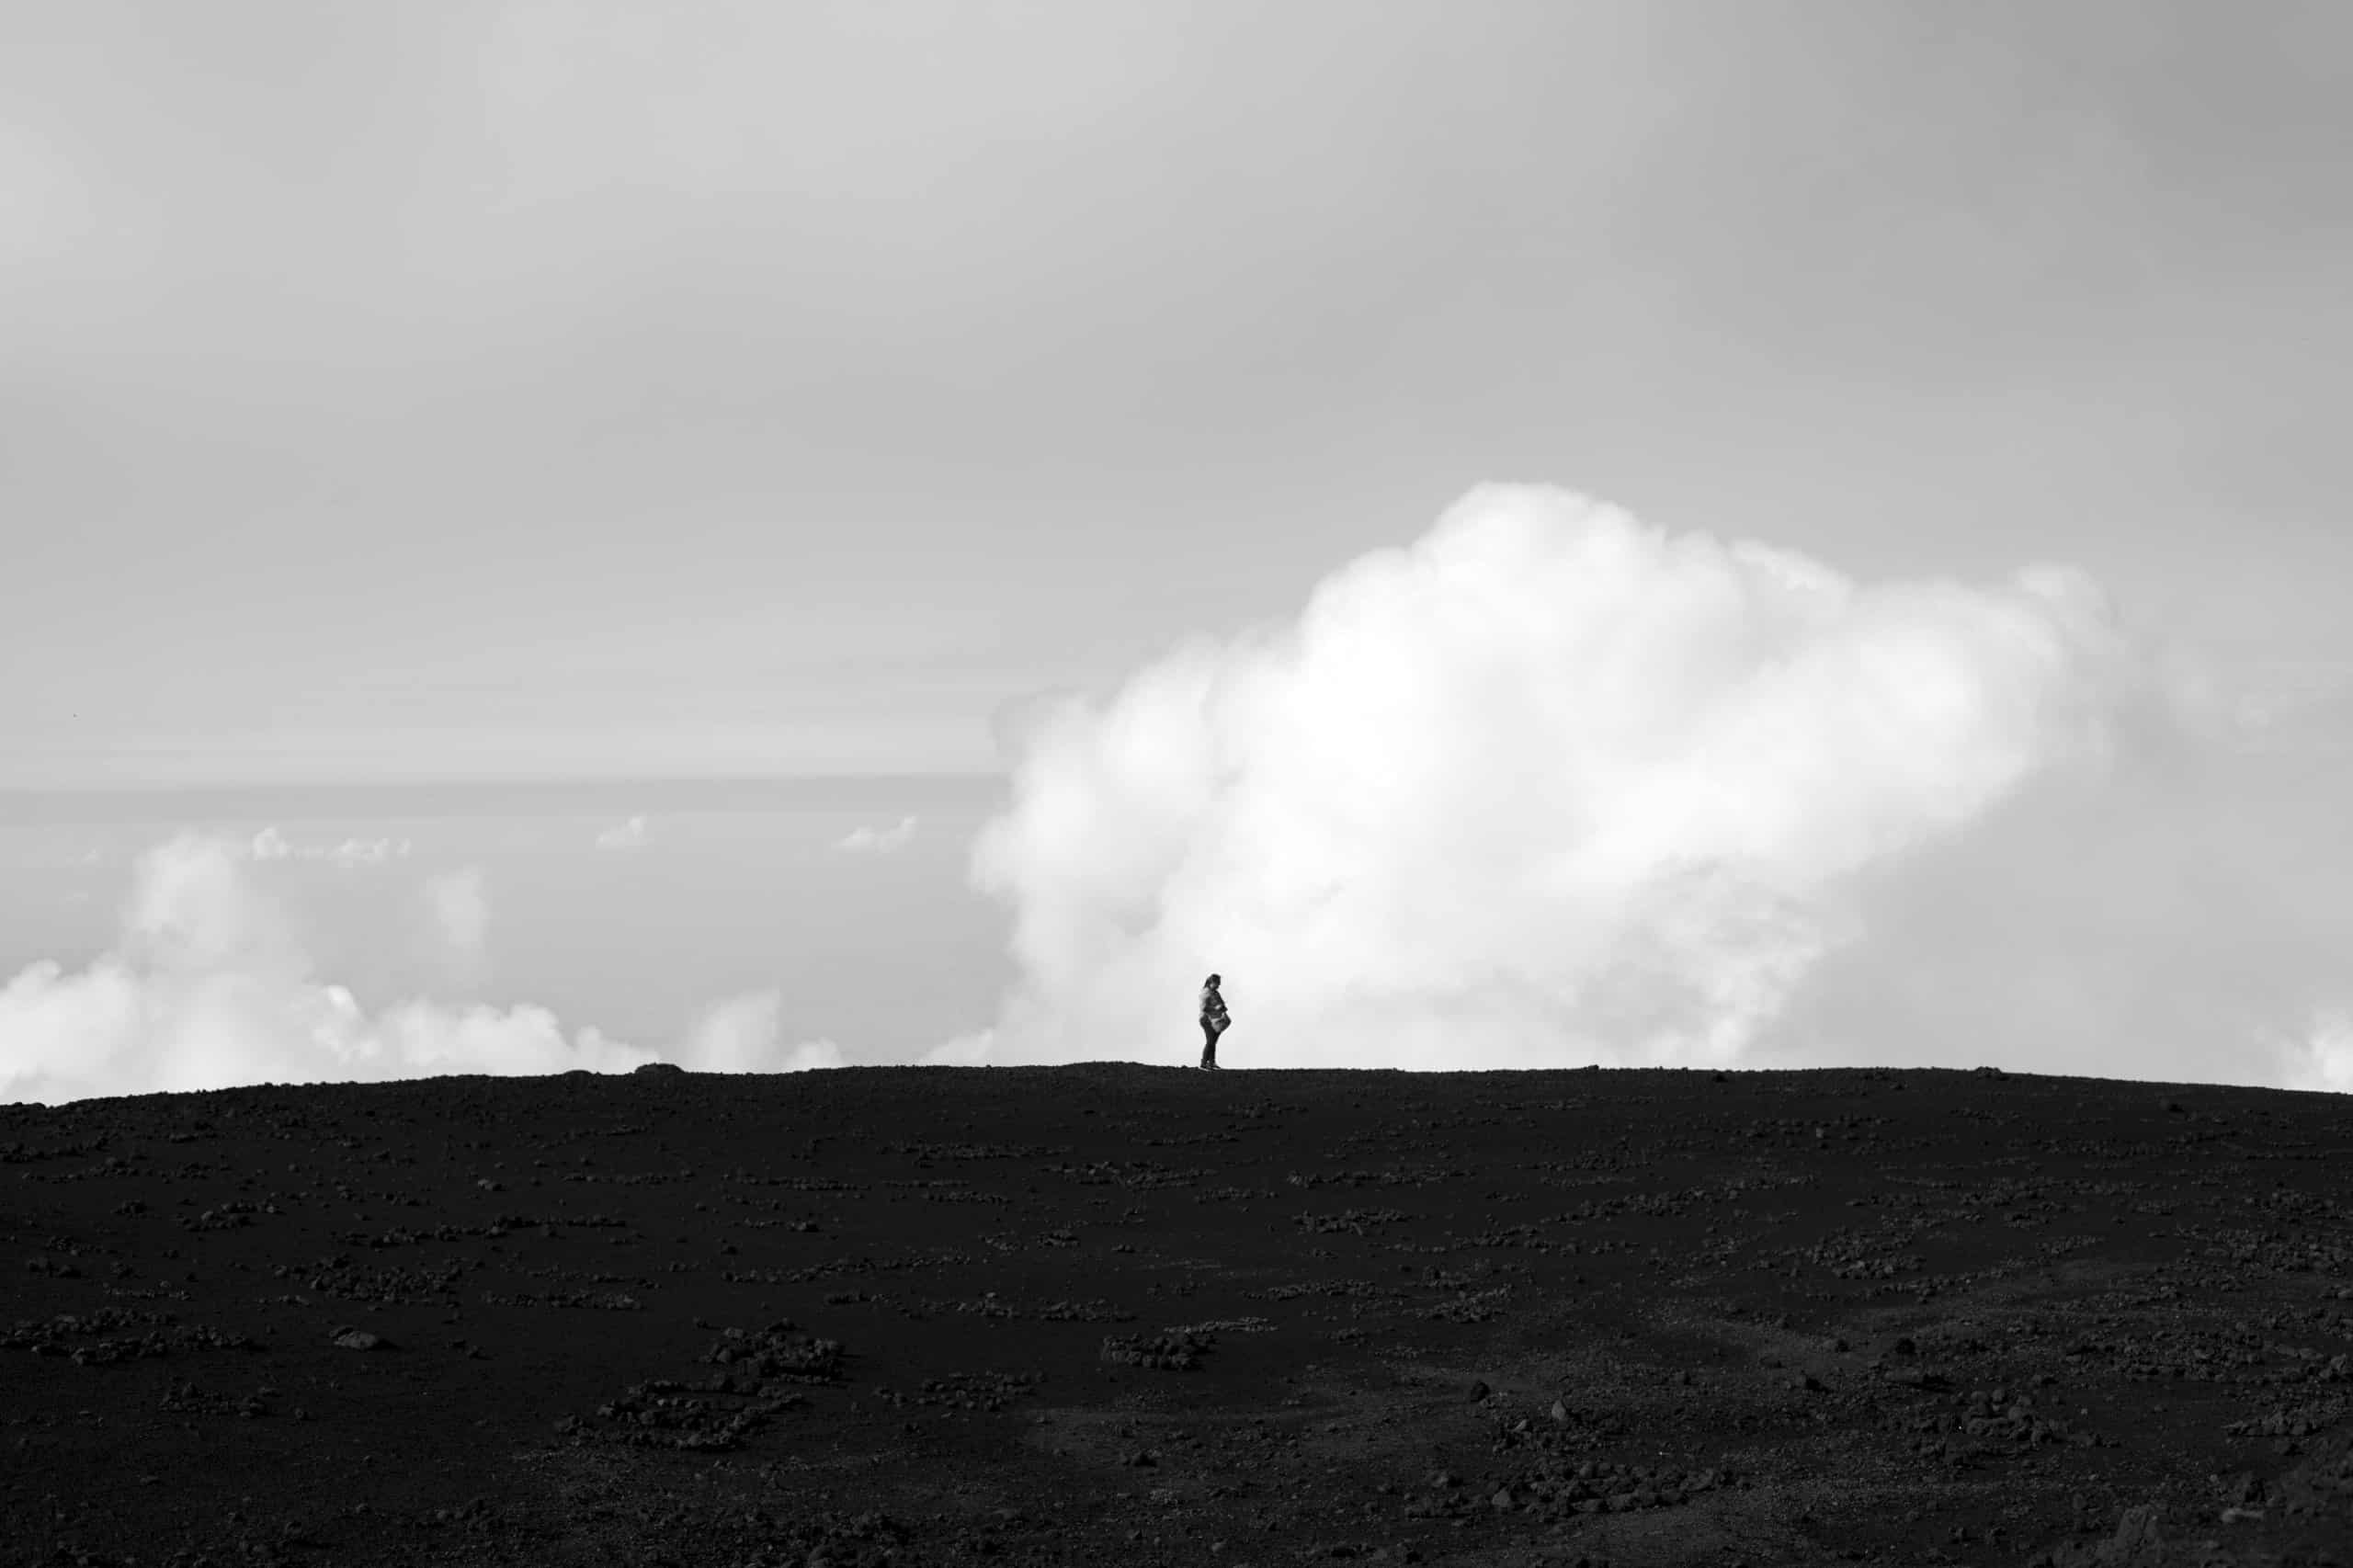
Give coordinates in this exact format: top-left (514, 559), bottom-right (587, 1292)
top-left (1198, 973), bottom-right (1230, 1069)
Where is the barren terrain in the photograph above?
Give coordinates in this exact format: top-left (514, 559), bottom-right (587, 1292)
top-left (6, 1062), bottom-right (2351, 1567)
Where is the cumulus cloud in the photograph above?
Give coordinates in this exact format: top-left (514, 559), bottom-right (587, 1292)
top-left (595, 814), bottom-right (650, 850)
top-left (835, 815), bottom-right (917, 855)
top-left (955, 483), bottom-right (2353, 1092)
top-left (0, 834), bottom-right (840, 1106)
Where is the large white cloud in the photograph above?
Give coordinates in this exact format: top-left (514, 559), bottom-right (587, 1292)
top-left (0, 833), bottom-right (835, 1105)
top-left (957, 483), bottom-right (2352, 1090)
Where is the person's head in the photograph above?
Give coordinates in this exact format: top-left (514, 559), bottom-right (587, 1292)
top-left (1205, 973), bottom-right (1221, 988)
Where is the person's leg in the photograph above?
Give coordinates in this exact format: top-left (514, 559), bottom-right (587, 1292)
top-left (1199, 1020), bottom-right (1217, 1068)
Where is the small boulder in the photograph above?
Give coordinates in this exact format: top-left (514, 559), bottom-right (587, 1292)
top-left (2108, 1502), bottom-right (2167, 1562)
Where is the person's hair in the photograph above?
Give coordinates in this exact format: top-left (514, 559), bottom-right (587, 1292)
top-left (1205, 973), bottom-right (1221, 987)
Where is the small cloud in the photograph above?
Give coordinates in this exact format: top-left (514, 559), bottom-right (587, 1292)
top-left (671, 990), bottom-right (845, 1074)
top-left (243, 827), bottom-right (412, 867)
top-left (125, 833), bottom-right (307, 980)
top-left (835, 815), bottom-right (917, 855)
top-left (595, 814), bottom-right (650, 851)
top-left (411, 867), bottom-right (492, 997)
top-left (424, 868), bottom-right (490, 966)
top-left (2229, 663), bottom-right (2353, 755)
top-left (675, 991), bottom-right (782, 1073)
top-left (916, 1027), bottom-right (995, 1066)
top-left (324, 836), bottom-right (413, 869)
top-left (2277, 1007), bottom-right (2353, 1096)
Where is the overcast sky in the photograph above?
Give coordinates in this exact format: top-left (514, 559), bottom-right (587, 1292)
top-left (6, 2), bottom-right (2353, 1097)
top-left (5, 0), bottom-right (2347, 789)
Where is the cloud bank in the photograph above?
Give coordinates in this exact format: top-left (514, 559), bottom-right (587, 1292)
top-left (0, 834), bottom-right (837, 1106)
top-left (963, 484), bottom-right (2353, 1092)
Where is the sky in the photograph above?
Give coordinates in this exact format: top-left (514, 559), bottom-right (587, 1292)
top-left (4, 1), bottom-right (2349, 1101)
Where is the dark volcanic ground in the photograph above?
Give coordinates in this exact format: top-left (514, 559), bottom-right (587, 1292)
top-left (6, 1062), bottom-right (2352, 1568)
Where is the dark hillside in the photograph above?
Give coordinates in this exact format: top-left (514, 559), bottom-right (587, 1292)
top-left (6, 1063), bottom-right (2350, 1567)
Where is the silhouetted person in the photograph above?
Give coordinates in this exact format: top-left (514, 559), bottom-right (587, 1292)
top-left (1199, 973), bottom-right (1229, 1069)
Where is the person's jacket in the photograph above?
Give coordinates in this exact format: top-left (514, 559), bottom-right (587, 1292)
top-left (1199, 984), bottom-right (1228, 1027)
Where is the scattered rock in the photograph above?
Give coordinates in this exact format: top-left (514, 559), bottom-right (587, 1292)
top-left (1101, 1330), bottom-right (1211, 1370)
